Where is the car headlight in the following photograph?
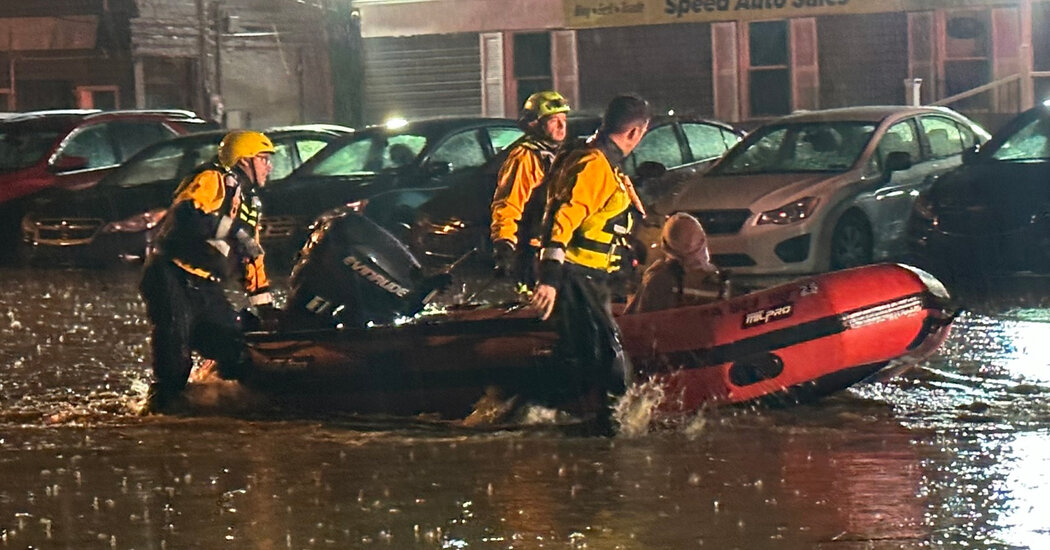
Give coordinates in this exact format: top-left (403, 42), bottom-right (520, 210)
top-left (101, 207), bottom-right (167, 234)
top-left (757, 197), bottom-right (820, 225)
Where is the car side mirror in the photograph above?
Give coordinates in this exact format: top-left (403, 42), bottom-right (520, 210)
top-left (884, 151), bottom-right (912, 176)
top-left (51, 155), bottom-right (89, 172)
top-left (635, 161), bottom-right (667, 181)
top-left (961, 144), bottom-right (980, 164)
top-left (424, 161), bottom-right (453, 177)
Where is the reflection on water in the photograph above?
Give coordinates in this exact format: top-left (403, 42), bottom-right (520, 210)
top-left (1, 267), bottom-right (1050, 548)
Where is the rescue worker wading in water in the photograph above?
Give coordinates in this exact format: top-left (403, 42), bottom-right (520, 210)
top-left (530, 94), bottom-right (651, 427)
top-left (490, 90), bottom-right (570, 286)
top-left (139, 130), bottom-right (277, 413)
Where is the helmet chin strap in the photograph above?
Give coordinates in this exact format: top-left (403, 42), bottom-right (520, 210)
top-left (239, 157), bottom-right (260, 187)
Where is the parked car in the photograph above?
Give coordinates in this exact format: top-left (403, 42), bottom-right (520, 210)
top-left (404, 114), bottom-right (745, 267)
top-left (20, 124), bottom-right (350, 265)
top-left (257, 117), bottom-right (521, 253)
top-left (0, 109), bottom-right (214, 259)
top-left (650, 106), bottom-right (990, 280)
top-left (908, 102), bottom-right (1050, 283)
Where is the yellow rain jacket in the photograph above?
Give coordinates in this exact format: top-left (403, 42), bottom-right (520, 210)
top-left (154, 165), bottom-right (272, 305)
top-left (490, 136), bottom-right (558, 246)
top-left (538, 135), bottom-right (643, 274)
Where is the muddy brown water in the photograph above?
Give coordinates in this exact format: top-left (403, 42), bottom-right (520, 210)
top-left (2, 266), bottom-right (1049, 549)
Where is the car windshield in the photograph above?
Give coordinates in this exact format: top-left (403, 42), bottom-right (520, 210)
top-left (714, 121), bottom-right (876, 175)
top-left (988, 114), bottom-right (1050, 161)
top-left (308, 133), bottom-right (428, 176)
top-left (109, 140), bottom-right (219, 187)
top-left (0, 129), bottom-right (62, 173)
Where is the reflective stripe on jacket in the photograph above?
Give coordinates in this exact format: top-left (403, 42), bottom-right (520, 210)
top-left (490, 137), bottom-right (557, 246)
top-left (541, 137), bottom-right (635, 273)
top-left (154, 164), bottom-right (271, 301)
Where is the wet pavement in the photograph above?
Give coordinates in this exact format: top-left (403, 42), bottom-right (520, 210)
top-left (2, 265), bottom-right (1050, 549)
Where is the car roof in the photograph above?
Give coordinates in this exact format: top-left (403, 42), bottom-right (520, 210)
top-left (130, 124), bottom-right (348, 149)
top-left (771, 105), bottom-right (965, 124)
top-left (264, 123), bottom-right (354, 134)
top-left (0, 109), bottom-right (211, 133)
top-left (356, 117), bottom-right (516, 136)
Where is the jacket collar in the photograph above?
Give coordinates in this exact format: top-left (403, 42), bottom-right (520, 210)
top-left (524, 131), bottom-right (560, 153)
top-left (591, 132), bottom-right (625, 169)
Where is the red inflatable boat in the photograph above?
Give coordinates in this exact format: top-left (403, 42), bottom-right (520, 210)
top-left (617, 262), bottom-right (953, 412)
top-left (238, 263), bottom-right (953, 419)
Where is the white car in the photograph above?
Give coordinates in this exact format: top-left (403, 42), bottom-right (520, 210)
top-left (651, 106), bottom-right (990, 280)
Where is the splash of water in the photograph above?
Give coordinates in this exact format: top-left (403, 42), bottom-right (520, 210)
top-left (613, 376), bottom-right (667, 437)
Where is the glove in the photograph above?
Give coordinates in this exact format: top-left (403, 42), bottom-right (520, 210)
top-left (255, 303), bottom-right (282, 332)
top-left (492, 239), bottom-right (516, 277)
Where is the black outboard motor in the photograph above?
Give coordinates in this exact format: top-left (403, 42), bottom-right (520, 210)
top-left (284, 209), bottom-right (449, 329)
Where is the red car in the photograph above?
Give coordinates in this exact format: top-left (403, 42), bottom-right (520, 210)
top-left (0, 109), bottom-right (213, 259)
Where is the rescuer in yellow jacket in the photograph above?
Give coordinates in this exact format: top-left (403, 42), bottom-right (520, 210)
top-left (530, 94), bottom-right (650, 430)
top-left (139, 130), bottom-right (277, 413)
top-left (490, 90), bottom-right (570, 283)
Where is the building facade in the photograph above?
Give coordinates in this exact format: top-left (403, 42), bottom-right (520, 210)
top-left (355, 0), bottom-right (1050, 129)
top-left (1, 0), bottom-right (353, 128)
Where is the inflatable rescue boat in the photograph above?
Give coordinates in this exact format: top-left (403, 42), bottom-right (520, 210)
top-left (233, 211), bottom-right (954, 420)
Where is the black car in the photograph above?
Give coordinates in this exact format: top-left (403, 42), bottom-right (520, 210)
top-left (403, 115), bottom-right (745, 267)
top-left (908, 103), bottom-right (1050, 283)
top-left (20, 125), bottom-right (350, 265)
top-left (257, 117), bottom-right (521, 253)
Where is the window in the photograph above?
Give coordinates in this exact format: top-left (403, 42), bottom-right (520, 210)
top-left (717, 122), bottom-right (875, 175)
top-left (990, 116), bottom-right (1050, 161)
top-left (382, 135), bottom-right (427, 170)
top-left (270, 142), bottom-right (297, 180)
top-left (682, 123), bottom-right (739, 162)
top-left (877, 120), bottom-right (921, 168)
top-left (956, 123), bottom-right (978, 149)
top-left (111, 122), bottom-right (176, 161)
top-left (310, 134), bottom-right (427, 176)
top-left (429, 130), bottom-right (486, 171)
top-left (626, 124), bottom-right (683, 175)
top-left (296, 139), bottom-right (330, 164)
top-left (919, 116), bottom-right (965, 159)
top-left (0, 128), bottom-right (62, 173)
top-left (487, 127), bottom-right (524, 151)
top-left (116, 142), bottom-right (183, 186)
top-left (944, 11), bottom-right (991, 111)
top-left (748, 20), bottom-right (790, 117)
top-left (56, 124), bottom-right (117, 169)
top-left (75, 85), bottom-right (119, 110)
top-left (513, 33), bottom-right (552, 109)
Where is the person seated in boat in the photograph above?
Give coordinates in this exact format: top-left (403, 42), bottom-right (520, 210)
top-left (625, 212), bottom-right (726, 313)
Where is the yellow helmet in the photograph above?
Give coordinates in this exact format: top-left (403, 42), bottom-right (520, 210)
top-left (521, 91), bottom-right (570, 122)
top-left (218, 130), bottom-right (276, 169)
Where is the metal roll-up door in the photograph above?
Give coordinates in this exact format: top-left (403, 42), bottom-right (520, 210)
top-left (363, 33), bottom-right (482, 124)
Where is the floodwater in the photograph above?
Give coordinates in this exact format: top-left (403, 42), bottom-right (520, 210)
top-left (2, 266), bottom-right (1050, 549)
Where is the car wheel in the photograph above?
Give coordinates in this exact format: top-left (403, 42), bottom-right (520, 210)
top-left (829, 212), bottom-right (873, 270)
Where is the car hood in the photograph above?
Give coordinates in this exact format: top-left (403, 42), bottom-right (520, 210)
top-left (25, 185), bottom-right (119, 219)
top-left (926, 160), bottom-right (1050, 235)
top-left (657, 172), bottom-right (835, 213)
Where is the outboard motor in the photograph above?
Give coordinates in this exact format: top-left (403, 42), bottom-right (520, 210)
top-left (284, 209), bottom-right (449, 329)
